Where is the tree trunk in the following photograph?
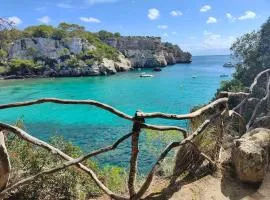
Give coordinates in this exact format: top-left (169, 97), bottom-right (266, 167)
top-left (0, 131), bottom-right (10, 191)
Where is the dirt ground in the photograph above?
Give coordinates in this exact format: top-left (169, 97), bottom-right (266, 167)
top-left (91, 168), bottom-right (270, 200)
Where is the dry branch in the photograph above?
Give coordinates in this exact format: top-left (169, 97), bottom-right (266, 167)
top-left (141, 123), bottom-right (187, 138)
top-left (219, 91), bottom-right (250, 98)
top-left (0, 132), bottom-right (133, 199)
top-left (233, 69), bottom-right (270, 112)
top-left (0, 98), bottom-right (133, 122)
top-left (250, 69), bottom-right (270, 93)
top-left (0, 131), bottom-right (10, 192)
top-left (128, 113), bottom-right (143, 198)
top-left (228, 110), bottom-right (247, 134)
top-left (247, 76), bottom-right (270, 129)
top-left (133, 112), bottom-right (222, 199)
top-left (0, 122), bottom-right (128, 200)
top-left (136, 98), bottom-right (228, 120)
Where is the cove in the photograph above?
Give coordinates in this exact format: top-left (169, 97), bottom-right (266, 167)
top-left (0, 55), bottom-right (234, 172)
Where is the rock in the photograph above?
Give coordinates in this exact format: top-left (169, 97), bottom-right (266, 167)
top-left (232, 128), bottom-right (270, 183)
top-left (63, 38), bottom-right (96, 54)
top-left (253, 116), bottom-right (270, 129)
top-left (7, 37), bottom-right (132, 78)
top-left (114, 54), bottom-right (132, 71)
top-left (103, 36), bottom-right (191, 68)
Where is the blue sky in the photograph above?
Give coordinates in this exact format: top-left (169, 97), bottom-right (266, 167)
top-left (1, 0), bottom-right (270, 55)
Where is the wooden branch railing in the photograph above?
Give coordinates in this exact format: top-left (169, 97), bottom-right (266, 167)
top-left (0, 97), bottom-right (228, 200)
top-left (0, 68), bottom-right (268, 199)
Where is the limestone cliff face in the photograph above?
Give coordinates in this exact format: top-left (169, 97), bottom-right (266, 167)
top-left (8, 37), bottom-right (132, 77)
top-left (103, 36), bottom-right (192, 68)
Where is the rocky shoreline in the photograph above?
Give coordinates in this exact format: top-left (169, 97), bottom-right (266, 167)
top-left (0, 35), bottom-right (191, 80)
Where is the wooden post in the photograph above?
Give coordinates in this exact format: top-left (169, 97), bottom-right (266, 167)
top-left (128, 111), bottom-right (144, 198)
top-left (0, 131), bottom-right (10, 192)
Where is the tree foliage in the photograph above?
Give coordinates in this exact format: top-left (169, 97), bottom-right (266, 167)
top-left (219, 17), bottom-right (270, 92)
top-left (5, 120), bottom-right (127, 199)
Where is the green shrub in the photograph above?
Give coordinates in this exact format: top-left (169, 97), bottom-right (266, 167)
top-left (24, 25), bottom-right (54, 38)
top-left (0, 49), bottom-right (7, 62)
top-left (217, 79), bottom-right (246, 93)
top-left (52, 29), bottom-right (67, 40)
top-left (8, 59), bottom-right (41, 72)
top-left (0, 65), bottom-right (8, 74)
top-left (5, 120), bottom-right (128, 199)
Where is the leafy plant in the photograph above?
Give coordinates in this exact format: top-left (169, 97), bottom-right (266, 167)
top-left (8, 59), bottom-right (41, 72)
top-left (5, 120), bottom-right (128, 199)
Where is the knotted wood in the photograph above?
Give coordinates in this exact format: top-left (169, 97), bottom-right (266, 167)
top-left (0, 131), bottom-right (10, 192)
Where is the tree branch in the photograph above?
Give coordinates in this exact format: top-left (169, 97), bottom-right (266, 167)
top-left (133, 112), bottom-right (222, 199)
top-left (136, 98), bottom-right (228, 120)
top-left (0, 122), bottom-right (128, 200)
top-left (232, 69), bottom-right (270, 112)
top-left (0, 132), bottom-right (133, 199)
top-left (128, 112), bottom-right (143, 198)
top-left (228, 110), bottom-right (247, 134)
top-left (0, 98), bottom-right (133, 122)
top-left (247, 75), bottom-right (270, 129)
top-left (0, 131), bottom-right (10, 192)
top-left (140, 123), bottom-right (187, 138)
top-left (218, 91), bottom-right (250, 98)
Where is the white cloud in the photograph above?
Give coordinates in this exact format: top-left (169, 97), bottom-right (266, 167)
top-left (163, 33), bottom-right (168, 37)
top-left (200, 5), bottom-right (211, 12)
top-left (85, 0), bottom-right (119, 5)
top-left (202, 31), bottom-right (235, 49)
top-left (37, 16), bottom-right (51, 24)
top-left (157, 25), bottom-right (168, 29)
top-left (180, 32), bottom-right (236, 55)
top-left (170, 10), bottom-right (183, 17)
top-left (226, 13), bottom-right (236, 22)
top-left (79, 17), bottom-right (101, 23)
top-left (238, 10), bottom-right (256, 20)
top-left (172, 31), bottom-right (177, 35)
top-left (206, 17), bottom-right (217, 24)
top-left (148, 8), bottom-right (160, 20)
top-left (57, 3), bottom-right (73, 8)
top-left (8, 16), bottom-right (22, 26)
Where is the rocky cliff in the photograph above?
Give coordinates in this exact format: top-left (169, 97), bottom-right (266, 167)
top-left (3, 36), bottom-right (192, 79)
top-left (6, 37), bottom-right (132, 78)
top-left (103, 36), bottom-right (192, 68)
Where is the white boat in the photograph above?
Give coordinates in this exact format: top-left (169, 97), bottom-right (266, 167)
top-left (223, 62), bottom-right (234, 68)
top-left (192, 75), bottom-right (197, 78)
top-left (140, 73), bottom-right (154, 77)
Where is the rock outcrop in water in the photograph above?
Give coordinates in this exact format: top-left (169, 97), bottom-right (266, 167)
top-left (103, 36), bottom-right (192, 68)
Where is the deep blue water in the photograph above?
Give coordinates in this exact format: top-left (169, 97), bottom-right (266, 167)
top-left (0, 55), bottom-right (234, 173)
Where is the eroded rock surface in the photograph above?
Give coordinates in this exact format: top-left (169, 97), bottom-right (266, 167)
top-left (232, 128), bottom-right (270, 183)
top-left (103, 36), bottom-right (192, 68)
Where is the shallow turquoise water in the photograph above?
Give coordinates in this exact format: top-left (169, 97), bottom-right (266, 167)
top-left (0, 55), bottom-right (234, 172)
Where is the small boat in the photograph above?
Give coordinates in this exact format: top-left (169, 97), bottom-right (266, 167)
top-left (140, 73), bottom-right (154, 77)
top-left (138, 68), bottom-right (142, 71)
top-left (192, 75), bottom-right (197, 79)
top-left (220, 74), bottom-right (229, 78)
top-left (153, 67), bottom-right (162, 72)
top-left (223, 62), bottom-right (234, 68)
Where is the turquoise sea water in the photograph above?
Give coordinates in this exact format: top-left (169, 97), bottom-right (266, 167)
top-left (0, 55), bottom-right (234, 172)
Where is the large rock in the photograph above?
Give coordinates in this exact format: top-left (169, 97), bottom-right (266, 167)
top-left (7, 37), bottom-right (132, 77)
top-left (103, 36), bottom-right (191, 68)
top-left (9, 37), bottom-right (95, 60)
top-left (232, 128), bottom-right (270, 183)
